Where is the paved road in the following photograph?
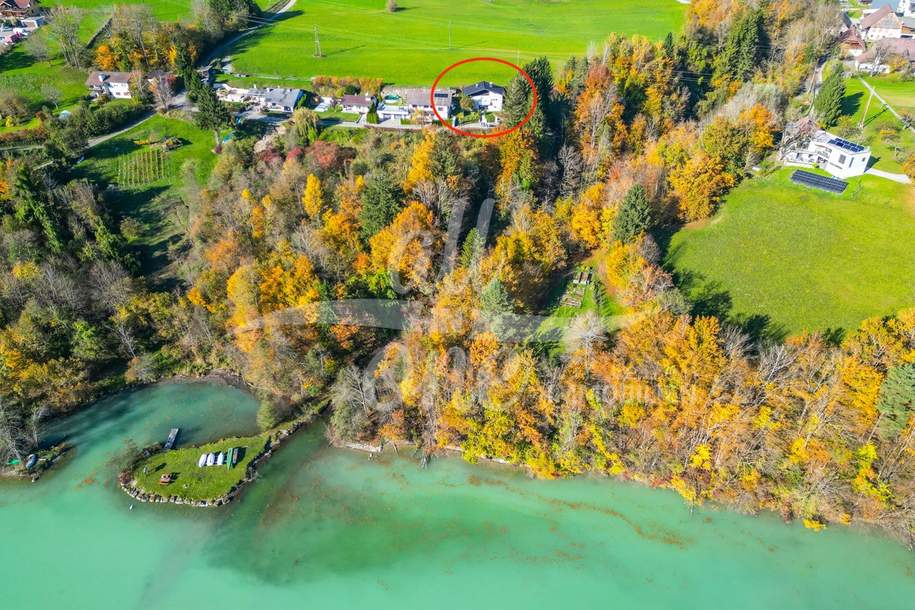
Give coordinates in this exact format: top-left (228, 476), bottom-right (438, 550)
top-left (866, 167), bottom-right (912, 184)
top-left (87, 111), bottom-right (155, 148)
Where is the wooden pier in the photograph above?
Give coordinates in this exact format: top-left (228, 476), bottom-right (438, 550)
top-left (164, 428), bottom-right (179, 450)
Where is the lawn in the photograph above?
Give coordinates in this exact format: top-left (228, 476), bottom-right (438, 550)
top-left (225, 0), bottom-right (685, 86)
top-left (665, 169), bottom-right (915, 339)
top-left (132, 433), bottom-right (269, 502)
top-left (862, 75), bottom-right (915, 116)
top-left (76, 115), bottom-right (220, 281)
top-left (49, 0), bottom-right (194, 39)
top-left (0, 46), bottom-right (89, 118)
top-left (841, 77), bottom-right (914, 173)
top-left (534, 265), bottom-right (624, 354)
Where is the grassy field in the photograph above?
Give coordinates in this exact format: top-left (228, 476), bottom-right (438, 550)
top-left (226, 0), bottom-right (686, 86)
top-left (863, 75), bottom-right (915, 115)
top-left (665, 169), bottom-right (915, 339)
top-left (49, 0), bottom-right (194, 39)
top-left (0, 46), bottom-right (89, 120)
top-left (534, 265), bottom-right (624, 354)
top-left (76, 115), bottom-right (219, 281)
top-left (132, 434), bottom-right (269, 502)
top-left (841, 77), bottom-right (914, 173)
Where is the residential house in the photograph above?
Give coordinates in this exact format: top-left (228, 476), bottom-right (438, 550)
top-left (0, 28), bottom-right (21, 46)
top-left (855, 37), bottom-right (915, 72)
top-left (461, 81), bottom-right (505, 112)
top-left (405, 88), bottom-right (453, 119)
top-left (0, 0), bottom-right (38, 18)
top-left (86, 71), bottom-right (135, 99)
top-left (248, 87), bottom-right (303, 113)
top-left (377, 102), bottom-right (410, 122)
top-left (839, 27), bottom-right (867, 57)
top-left (781, 120), bottom-right (871, 179)
top-left (341, 94), bottom-right (374, 114)
top-left (20, 15), bottom-right (42, 29)
top-left (860, 6), bottom-right (905, 40)
top-left (214, 83), bottom-right (250, 104)
top-left (900, 0), bottom-right (914, 18)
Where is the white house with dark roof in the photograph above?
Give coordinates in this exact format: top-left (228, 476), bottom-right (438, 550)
top-left (461, 81), bottom-right (505, 112)
top-left (248, 87), bottom-right (303, 113)
top-left (86, 71), bottom-right (135, 99)
top-left (341, 94), bottom-right (374, 114)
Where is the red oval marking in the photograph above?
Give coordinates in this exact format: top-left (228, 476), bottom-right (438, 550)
top-left (430, 57), bottom-right (538, 139)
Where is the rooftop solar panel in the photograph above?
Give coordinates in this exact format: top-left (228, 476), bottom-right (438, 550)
top-left (790, 170), bottom-right (848, 194)
top-left (827, 138), bottom-right (865, 154)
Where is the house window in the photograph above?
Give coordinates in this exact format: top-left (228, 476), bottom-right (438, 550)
top-left (838, 154), bottom-right (847, 165)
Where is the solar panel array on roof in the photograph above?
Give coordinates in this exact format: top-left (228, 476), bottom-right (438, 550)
top-left (827, 137), bottom-right (865, 154)
top-left (790, 170), bottom-right (848, 194)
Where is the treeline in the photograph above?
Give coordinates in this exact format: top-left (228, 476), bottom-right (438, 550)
top-left (0, 162), bottom-right (173, 463)
top-left (47, 0), bottom-right (260, 73)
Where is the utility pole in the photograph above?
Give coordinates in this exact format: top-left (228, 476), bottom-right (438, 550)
top-left (859, 88), bottom-right (874, 130)
top-left (313, 25), bottom-right (323, 58)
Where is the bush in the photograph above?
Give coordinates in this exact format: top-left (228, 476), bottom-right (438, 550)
top-left (903, 153), bottom-right (915, 180)
top-left (256, 399), bottom-right (296, 430)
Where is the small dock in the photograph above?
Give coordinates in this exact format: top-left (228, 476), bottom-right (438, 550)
top-left (164, 428), bottom-right (180, 450)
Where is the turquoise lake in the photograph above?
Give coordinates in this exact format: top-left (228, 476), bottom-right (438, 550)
top-left (2, 382), bottom-right (914, 609)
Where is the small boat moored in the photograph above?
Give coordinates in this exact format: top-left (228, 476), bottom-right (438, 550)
top-left (216, 452), bottom-right (225, 466)
top-left (206, 453), bottom-right (216, 466)
top-left (197, 453), bottom-right (207, 468)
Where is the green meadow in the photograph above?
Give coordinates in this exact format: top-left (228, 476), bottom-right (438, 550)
top-left (226, 0), bottom-right (686, 86)
top-left (76, 115), bottom-right (220, 280)
top-left (666, 169), bottom-right (915, 338)
top-left (862, 75), bottom-right (915, 116)
top-left (841, 77), bottom-right (914, 173)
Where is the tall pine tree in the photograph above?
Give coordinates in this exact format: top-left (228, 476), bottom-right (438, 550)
top-left (192, 73), bottom-right (231, 151)
top-left (613, 185), bottom-right (652, 243)
top-left (814, 66), bottom-right (845, 128)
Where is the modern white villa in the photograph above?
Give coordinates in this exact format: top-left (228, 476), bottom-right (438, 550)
top-left (781, 122), bottom-right (871, 179)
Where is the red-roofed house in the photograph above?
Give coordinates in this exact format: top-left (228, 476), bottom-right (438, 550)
top-left (0, 0), bottom-right (38, 18)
